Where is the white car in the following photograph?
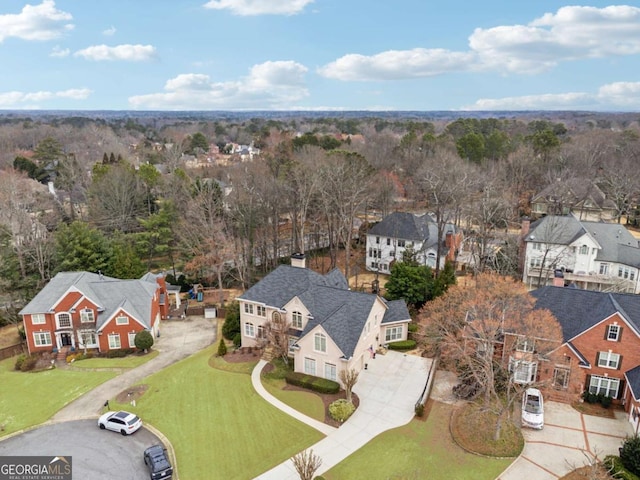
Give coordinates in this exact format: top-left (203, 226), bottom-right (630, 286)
top-left (98, 410), bottom-right (142, 435)
top-left (522, 388), bottom-right (544, 430)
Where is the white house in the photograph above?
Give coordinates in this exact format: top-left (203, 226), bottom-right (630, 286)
top-left (238, 254), bottom-right (411, 386)
top-left (365, 212), bottom-right (460, 273)
top-left (521, 215), bottom-right (640, 293)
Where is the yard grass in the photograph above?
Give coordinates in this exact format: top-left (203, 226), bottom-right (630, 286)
top-left (262, 375), bottom-right (325, 422)
top-left (323, 401), bottom-right (513, 480)
top-left (69, 350), bottom-right (159, 369)
top-left (0, 356), bottom-right (117, 437)
top-left (110, 346), bottom-right (324, 480)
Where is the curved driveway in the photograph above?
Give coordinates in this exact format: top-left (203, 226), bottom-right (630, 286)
top-left (253, 351), bottom-right (433, 480)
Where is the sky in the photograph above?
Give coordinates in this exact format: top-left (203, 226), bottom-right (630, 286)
top-left (0, 1), bottom-right (639, 111)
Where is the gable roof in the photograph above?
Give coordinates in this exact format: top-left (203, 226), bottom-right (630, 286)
top-left (525, 215), bottom-right (586, 245)
top-left (369, 212), bottom-right (435, 242)
top-left (532, 178), bottom-right (616, 210)
top-left (240, 265), bottom-right (410, 358)
top-left (531, 286), bottom-right (640, 342)
top-left (19, 271), bottom-right (158, 329)
top-left (625, 366), bottom-right (640, 401)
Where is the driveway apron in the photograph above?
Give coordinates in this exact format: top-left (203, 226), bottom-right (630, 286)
top-left (253, 351), bottom-right (433, 480)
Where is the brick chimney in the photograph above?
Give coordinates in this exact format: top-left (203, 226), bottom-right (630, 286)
top-left (291, 253), bottom-right (306, 269)
top-left (553, 269), bottom-right (565, 287)
top-left (521, 217), bottom-right (531, 237)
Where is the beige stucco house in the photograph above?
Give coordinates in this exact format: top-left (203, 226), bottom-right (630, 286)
top-left (238, 254), bottom-right (411, 386)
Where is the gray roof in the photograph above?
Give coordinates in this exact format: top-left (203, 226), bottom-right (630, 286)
top-left (531, 286), bottom-right (640, 342)
top-left (240, 265), bottom-right (410, 358)
top-left (625, 366), bottom-right (640, 401)
top-left (532, 178), bottom-right (616, 210)
top-left (526, 216), bottom-right (640, 267)
top-left (368, 212), bottom-right (456, 252)
top-left (19, 271), bottom-right (158, 329)
top-left (381, 299), bottom-right (411, 324)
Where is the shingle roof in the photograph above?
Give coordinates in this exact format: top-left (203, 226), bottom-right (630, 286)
top-left (525, 215), bottom-right (585, 245)
top-left (19, 271), bottom-right (158, 329)
top-left (532, 178), bottom-right (615, 210)
top-left (531, 286), bottom-right (640, 342)
top-left (368, 212), bottom-right (434, 242)
top-left (625, 366), bottom-right (640, 401)
top-left (381, 299), bottom-right (410, 324)
top-left (239, 265), bottom-right (410, 358)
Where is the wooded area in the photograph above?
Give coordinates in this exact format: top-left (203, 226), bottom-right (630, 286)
top-left (0, 111), bottom-right (639, 323)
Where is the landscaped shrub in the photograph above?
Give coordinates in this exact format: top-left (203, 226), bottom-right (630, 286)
top-left (387, 339), bottom-right (417, 351)
top-left (408, 323), bottom-right (419, 333)
top-left (285, 371), bottom-right (340, 394)
top-left (106, 348), bottom-right (134, 358)
top-left (134, 330), bottom-right (154, 351)
top-left (604, 455), bottom-right (640, 480)
top-left (620, 435), bottom-right (640, 476)
top-left (14, 354), bottom-right (26, 371)
top-left (217, 338), bottom-right (227, 356)
top-left (601, 395), bottom-right (613, 408)
top-left (415, 402), bottom-right (425, 417)
top-left (232, 333), bottom-right (241, 347)
top-left (329, 399), bottom-right (355, 422)
top-left (19, 354), bottom-right (38, 371)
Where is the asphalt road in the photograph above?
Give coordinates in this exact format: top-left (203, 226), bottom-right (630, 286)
top-left (0, 419), bottom-right (160, 480)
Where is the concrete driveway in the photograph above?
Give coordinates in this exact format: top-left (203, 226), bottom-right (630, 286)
top-left (52, 316), bottom-right (216, 422)
top-left (254, 351), bottom-right (434, 480)
top-left (0, 420), bottom-right (162, 480)
top-left (498, 401), bottom-right (633, 480)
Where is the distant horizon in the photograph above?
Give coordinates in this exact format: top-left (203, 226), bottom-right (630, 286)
top-left (1, 2), bottom-right (640, 111)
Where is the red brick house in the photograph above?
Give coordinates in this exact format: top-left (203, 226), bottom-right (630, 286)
top-left (531, 286), bottom-right (640, 431)
top-left (19, 271), bottom-right (170, 356)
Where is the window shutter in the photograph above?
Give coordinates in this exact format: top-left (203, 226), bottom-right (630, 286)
top-left (604, 327), bottom-right (609, 340)
top-left (585, 374), bottom-right (591, 393)
top-left (619, 326), bottom-right (623, 342)
top-left (595, 352), bottom-right (600, 366)
top-left (618, 355), bottom-right (623, 370)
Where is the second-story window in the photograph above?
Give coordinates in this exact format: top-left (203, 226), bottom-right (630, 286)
top-left (80, 309), bottom-right (95, 323)
top-left (398, 239), bottom-right (405, 247)
top-left (292, 311), bottom-right (303, 329)
top-left (516, 338), bottom-right (535, 353)
top-left (57, 313), bottom-right (71, 328)
top-left (597, 351), bottom-right (620, 369)
top-left (256, 305), bottom-right (266, 317)
top-left (599, 263), bottom-right (609, 275)
top-left (314, 332), bottom-right (327, 353)
top-left (607, 324), bottom-right (621, 341)
top-left (244, 303), bottom-right (254, 315)
top-left (579, 245), bottom-right (589, 255)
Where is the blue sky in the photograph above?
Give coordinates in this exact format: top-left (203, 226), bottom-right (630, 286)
top-left (0, 0), bottom-right (639, 111)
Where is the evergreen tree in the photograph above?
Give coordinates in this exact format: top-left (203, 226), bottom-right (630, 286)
top-left (217, 337), bottom-right (228, 356)
top-left (54, 221), bottom-right (112, 274)
top-left (222, 301), bottom-right (240, 340)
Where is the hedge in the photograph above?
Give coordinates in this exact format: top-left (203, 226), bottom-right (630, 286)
top-left (387, 339), bottom-right (417, 351)
top-left (285, 371), bottom-right (340, 394)
top-left (604, 455), bottom-right (640, 480)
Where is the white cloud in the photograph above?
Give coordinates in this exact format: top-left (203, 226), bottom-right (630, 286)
top-left (203, 0), bottom-right (313, 16)
top-left (318, 48), bottom-right (475, 81)
top-left (319, 5), bottom-right (640, 81)
top-left (103, 25), bottom-right (116, 36)
top-left (50, 45), bottom-right (70, 57)
top-left (129, 60), bottom-right (308, 110)
top-left (0, 88), bottom-right (91, 107)
top-left (464, 81), bottom-right (640, 111)
top-left (0, 0), bottom-right (73, 42)
top-left (74, 44), bottom-right (157, 61)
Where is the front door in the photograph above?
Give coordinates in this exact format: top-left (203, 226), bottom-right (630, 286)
top-left (61, 333), bottom-right (72, 346)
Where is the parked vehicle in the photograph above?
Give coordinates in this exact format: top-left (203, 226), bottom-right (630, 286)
top-left (143, 444), bottom-right (173, 479)
top-left (521, 388), bottom-right (544, 429)
top-left (97, 410), bottom-right (142, 435)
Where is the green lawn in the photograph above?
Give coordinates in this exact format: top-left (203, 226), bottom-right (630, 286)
top-left (70, 350), bottom-right (159, 369)
top-left (0, 357), bottom-right (117, 437)
top-left (262, 376), bottom-right (325, 422)
top-left (323, 402), bottom-right (513, 480)
top-left (111, 346), bottom-right (325, 480)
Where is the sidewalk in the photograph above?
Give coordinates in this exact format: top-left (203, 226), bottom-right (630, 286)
top-left (252, 351), bottom-right (433, 480)
top-left (51, 316), bottom-right (216, 422)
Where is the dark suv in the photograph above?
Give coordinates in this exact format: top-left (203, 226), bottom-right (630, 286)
top-left (143, 444), bottom-right (173, 479)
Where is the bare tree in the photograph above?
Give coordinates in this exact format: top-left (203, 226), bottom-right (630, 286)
top-left (256, 311), bottom-right (291, 363)
top-left (291, 449), bottom-right (322, 480)
top-left (338, 368), bottom-right (359, 403)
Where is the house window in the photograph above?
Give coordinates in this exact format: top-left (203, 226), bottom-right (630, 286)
top-left (607, 324), bottom-right (621, 341)
top-left (257, 325), bottom-right (265, 339)
top-left (599, 263), bottom-right (609, 275)
top-left (116, 316), bottom-right (129, 325)
top-left (381, 264), bottom-right (387, 271)
top-left (509, 357), bottom-right (538, 384)
top-left (589, 375), bottom-right (620, 398)
top-left (244, 303), bottom-right (254, 315)
top-left (80, 309), bottom-right (95, 323)
top-left (398, 239), bottom-right (406, 247)
top-left (516, 338), bottom-right (535, 353)
top-left (32, 313), bottom-right (46, 325)
top-left (553, 367), bottom-right (570, 390)
top-left (532, 242), bottom-right (544, 251)
top-left (579, 245), bottom-right (589, 255)
top-left (33, 331), bottom-right (52, 346)
top-left (314, 333), bottom-right (327, 353)
top-left (371, 261), bottom-right (378, 269)
top-left (376, 236), bottom-right (380, 244)
top-left (530, 258), bottom-right (542, 269)
top-left (325, 363), bottom-right (337, 381)
top-left (244, 322), bottom-right (255, 337)
top-left (597, 351), bottom-right (620, 369)
top-left (108, 333), bottom-right (121, 349)
top-left (128, 332), bottom-right (137, 348)
top-left (386, 238), bottom-right (391, 246)
top-left (389, 251), bottom-right (395, 257)
top-left (288, 337), bottom-right (296, 353)
top-left (385, 326), bottom-right (403, 342)
top-left (57, 313), bottom-right (71, 328)
top-left (78, 330), bottom-right (97, 348)
top-left (256, 305), bottom-right (266, 317)
top-left (304, 357), bottom-right (316, 375)
top-left (292, 311), bottom-right (303, 329)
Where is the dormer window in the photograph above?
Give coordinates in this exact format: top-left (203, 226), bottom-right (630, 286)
top-left (606, 324), bottom-right (621, 341)
top-left (579, 245), bottom-right (589, 255)
top-left (292, 311), bottom-right (303, 329)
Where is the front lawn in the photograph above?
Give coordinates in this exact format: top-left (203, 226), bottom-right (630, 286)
top-left (69, 350), bottom-right (159, 369)
top-left (323, 401), bottom-right (513, 480)
top-left (0, 357), bottom-right (117, 437)
top-left (112, 346), bottom-right (324, 480)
